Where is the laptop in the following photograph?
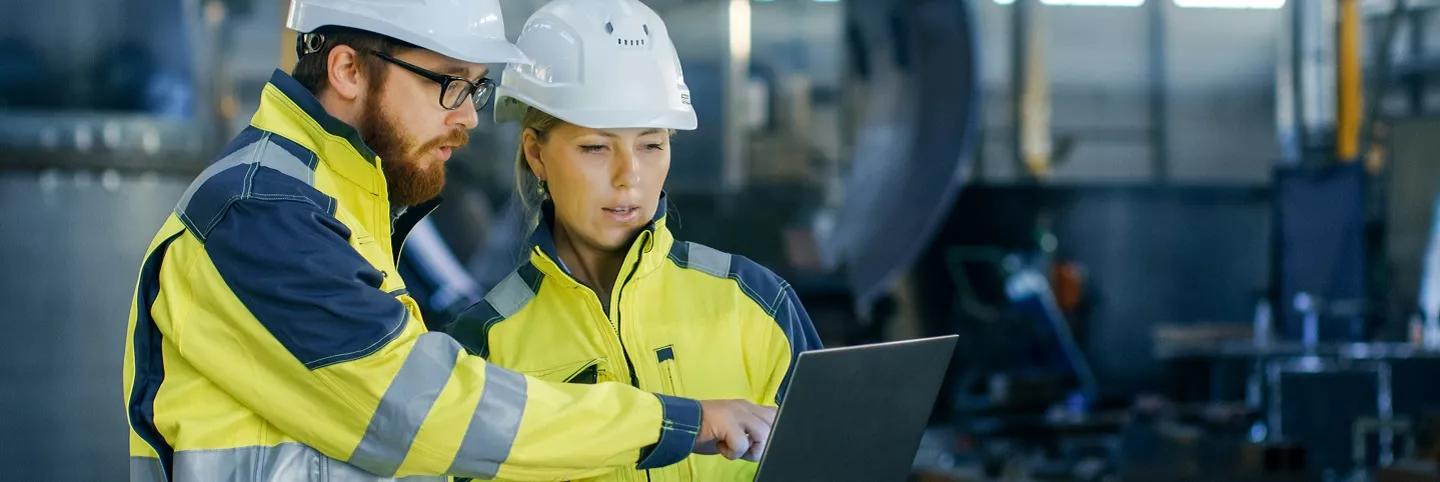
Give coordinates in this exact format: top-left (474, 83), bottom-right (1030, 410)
top-left (753, 335), bottom-right (959, 482)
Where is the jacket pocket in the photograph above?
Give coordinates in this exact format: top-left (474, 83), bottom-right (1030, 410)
top-left (519, 357), bottom-right (605, 384)
top-left (350, 233), bottom-right (402, 293)
top-left (564, 361), bottom-right (601, 384)
top-left (653, 346), bottom-right (686, 397)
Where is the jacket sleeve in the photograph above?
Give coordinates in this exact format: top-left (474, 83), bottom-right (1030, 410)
top-left (163, 196), bottom-right (700, 480)
top-left (757, 284), bottom-right (824, 406)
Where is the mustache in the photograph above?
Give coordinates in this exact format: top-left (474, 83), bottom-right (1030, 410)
top-left (414, 128), bottom-right (470, 156)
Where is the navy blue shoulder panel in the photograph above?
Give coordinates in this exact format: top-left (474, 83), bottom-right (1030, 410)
top-left (267, 131), bottom-right (321, 170)
top-left (217, 126), bottom-right (267, 158)
top-left (666, 241), bottom-right (690, 270)
top-left (668, 241), bottom-right (791, 314)
top-left (446, 261), bottom-right (545, 358)
top-left (446, 301), bottom-right (502, 359)
top-left (176, 129), bottom-right (331, 242)
top-left (203, 196), bottom-right (407, 370)
top-left (668, 241), bottom-right (822, 403)
top-left (187, 128), bottom-right (399, 370)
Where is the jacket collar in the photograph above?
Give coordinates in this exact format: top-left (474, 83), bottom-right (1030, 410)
top-left (250, 70), bottom-right (387, 198)
top-left (528, 193), bottom-right (675, 287)
top-left (391, 196), bottom-right (445, 263)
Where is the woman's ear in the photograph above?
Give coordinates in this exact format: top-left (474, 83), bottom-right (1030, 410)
top-left (522, 127), bottom-right (547, 181)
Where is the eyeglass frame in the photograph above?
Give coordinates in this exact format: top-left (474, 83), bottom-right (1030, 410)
top-left (368, 49), bottom-right (496, 111)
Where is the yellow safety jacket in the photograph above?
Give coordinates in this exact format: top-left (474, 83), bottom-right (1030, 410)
top-left (447, 202), bottom-right (823, 482)
top-left (122, 70), bottom-right (701, 482)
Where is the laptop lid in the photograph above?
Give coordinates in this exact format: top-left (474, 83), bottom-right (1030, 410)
top-left (754, 335), bottom-right (958, 482)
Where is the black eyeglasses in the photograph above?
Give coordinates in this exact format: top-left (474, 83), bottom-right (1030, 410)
top-left (369, 50), bottom-right (495, 111)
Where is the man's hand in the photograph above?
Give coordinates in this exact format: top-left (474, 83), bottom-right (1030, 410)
top-left (692, 399), bottom-right (777, 462)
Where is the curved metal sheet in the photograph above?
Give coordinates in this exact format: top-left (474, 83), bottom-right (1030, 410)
top-left (825, 0), bottom-right (981, 310)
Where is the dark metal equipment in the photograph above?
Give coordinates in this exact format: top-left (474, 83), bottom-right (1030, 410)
top-left (823, 0), bottom-right (981, 311)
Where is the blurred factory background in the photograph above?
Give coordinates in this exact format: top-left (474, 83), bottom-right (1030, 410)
top-left (6, 0), bottom-right (1440, 480)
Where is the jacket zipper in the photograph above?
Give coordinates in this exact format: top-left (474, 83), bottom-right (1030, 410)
top-left (614, 234), bottom-right (650, 482)
top-left (557, 233), bottom-right (654, 482)
top-left (612, 235), bottom-right (647, 389)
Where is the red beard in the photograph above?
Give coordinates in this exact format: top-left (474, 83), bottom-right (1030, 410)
top-left (358, 92), bottom-right (469, 207)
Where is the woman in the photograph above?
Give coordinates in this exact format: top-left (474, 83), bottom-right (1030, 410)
top-left (448, 0), bottom-right (821, 481)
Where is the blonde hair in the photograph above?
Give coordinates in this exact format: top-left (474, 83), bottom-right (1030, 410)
top-left (515, 106), bottom-right (564, 233)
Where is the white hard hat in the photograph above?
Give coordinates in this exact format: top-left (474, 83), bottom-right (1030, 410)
top-left (494, 0), bottom-right (696, 130)
top-left (287, 0), bottom-right (530, 65)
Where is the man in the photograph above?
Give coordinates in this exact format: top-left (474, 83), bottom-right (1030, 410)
top-left (122, 1), bottom-right (775, 480)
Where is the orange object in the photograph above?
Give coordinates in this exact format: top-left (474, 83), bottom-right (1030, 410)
top-left (1051, 261), bottom-right (1084, 315)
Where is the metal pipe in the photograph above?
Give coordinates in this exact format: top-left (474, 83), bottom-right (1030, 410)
top-left (1360, 0), bottom-right (1410, 168)
top-left (1148, 0), bottom-right (1169, 183)
top-left (1013, 0), bottom-right (1049, 180)
top-left (1290, 0), bottom-right (1309, 157)
top-left (725, 0), bottom-right (751, 192)
top-left (1337, 0), bottom-right (1362, 162)
top-left (1408, 9), bottom-right (1427, 115)
top-left (1012, 0), bottom-right (1031, 180)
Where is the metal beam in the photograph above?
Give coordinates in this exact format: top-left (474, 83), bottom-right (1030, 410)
top-left (1408, 8), bottom-right (1427, 115)
top-left (1290, 0), bottom-right (1309, 157)
top-left (1148, 0), bottom-right (1169, 184)
top-left (1361, 0), bottom-right (1411, 164)
top-left (1338, 0), bottom-right (1363, 162)
top-left (1012, 0), bottom-right (1032, 180)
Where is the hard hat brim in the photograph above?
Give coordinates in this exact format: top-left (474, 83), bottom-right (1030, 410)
top-left (496, 93), bottom-right (697, 131)
top-left (423, 37), bottom-right (532, 66)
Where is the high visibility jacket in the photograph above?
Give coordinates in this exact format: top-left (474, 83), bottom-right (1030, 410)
top-left (447, 203), bottom-right (823, 482)
top-left (122, 70), bottom-right (700, 482)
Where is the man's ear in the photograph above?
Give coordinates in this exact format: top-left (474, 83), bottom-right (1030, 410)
top-left (522, 127), bottom-right (548, 181)
top-left (326, 45), bottom-right (366, 101)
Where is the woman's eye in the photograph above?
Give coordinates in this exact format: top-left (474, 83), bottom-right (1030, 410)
top-left (645, 143), bottom-right (665, 151)
top-left (579, 145), bottom-right (606, 153)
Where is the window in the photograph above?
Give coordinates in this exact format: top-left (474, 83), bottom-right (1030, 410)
top-left (1174, 0), bottom-right (1285, 8)
top-left (993, 0), bottom-right (1146, 6)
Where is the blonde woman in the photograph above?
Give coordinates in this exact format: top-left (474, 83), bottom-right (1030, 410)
top-left (449, 1), bottom-right (821, 480)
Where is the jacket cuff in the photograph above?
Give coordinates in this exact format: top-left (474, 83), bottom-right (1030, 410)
top-left (637, 394), bottom-right (702, 469)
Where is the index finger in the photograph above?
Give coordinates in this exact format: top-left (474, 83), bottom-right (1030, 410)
top-left (741, 433), bottom-right (767, 462)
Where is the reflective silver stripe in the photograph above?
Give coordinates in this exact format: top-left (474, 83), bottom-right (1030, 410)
top-left (349, 333), bottom-right (461, 476)
top-left (169, 443), bottom-right (446, 482)
top-left (687, 242), bottom-right (732, 278)
top-left (485, 270), bottom-right (534, 318)
top-left (130, 456), bottom-right (164, 482)
top-left (175, 138), bottom-right (263, 215)
top-left (174, 443), bottom-right (310, 481)
top-left (174, 131), bottom-right (319, 240)
top-left (332, 461), bottom-right (447, 482)
top-left (256, 138), bottom-right (316, 187)
top-left (449, 364), bottom-right (528, 478)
